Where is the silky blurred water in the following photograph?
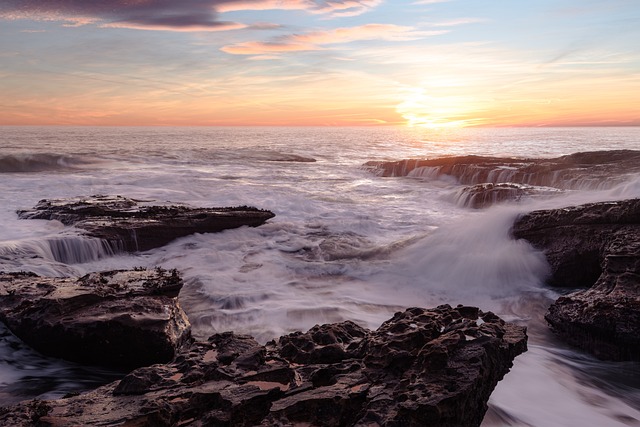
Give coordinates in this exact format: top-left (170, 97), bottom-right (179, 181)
top-left (1, 126), bottom-right (639, 425)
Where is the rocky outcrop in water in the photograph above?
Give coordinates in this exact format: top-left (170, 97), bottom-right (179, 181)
top-left (0, 269), bottom-right (190, 368)
top-left (17, 195), bottom-right (275, 252)
top-left (365, 150), bottom-right (640, 189)
top-left (0, 305), bottom-right (527, 427)
top-left (512, 198), bottom-right (640, 360)
top-left (454, 183), bottom-right (562, 209)
top-left (364, 150), bottom-right (640, 207)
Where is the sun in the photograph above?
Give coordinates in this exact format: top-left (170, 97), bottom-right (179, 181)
top-left (396, 88), bottom-right (481, 129)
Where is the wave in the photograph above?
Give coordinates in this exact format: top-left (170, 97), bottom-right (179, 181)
top-left (0, 153), bottom-right (96, 173)
top-left (364, 150), bottom-right (640, 191)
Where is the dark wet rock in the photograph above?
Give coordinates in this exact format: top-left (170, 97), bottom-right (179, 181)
top-left (512, 198), bottom-right (640, 360)
top-left (364, 150), bottom-right (640, 190)
top-left (0, 305), bottom-right (526, 427)
top-left (0, 268), bottom-right (191, 368)
top-left (454, 182), bottom-right (562, 208)
top-left (17, 195), bottom-right (275, 252)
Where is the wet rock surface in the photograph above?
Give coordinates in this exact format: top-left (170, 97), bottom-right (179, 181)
top-left (0, 269), bottom-right (191, 368)
top-left (364, 150), bottom-right (640, 207)
top-left (512, 198), bottom-right (640, 360)
top-left (0, 305), bottom-right (526, 427)
top-left (17, 195), bottom-right (275, 252)
top-left (454, 183), bottom-right (562, 209)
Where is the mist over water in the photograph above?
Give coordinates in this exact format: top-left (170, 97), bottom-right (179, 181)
top-left (1, 126), bottom-right (639, 425)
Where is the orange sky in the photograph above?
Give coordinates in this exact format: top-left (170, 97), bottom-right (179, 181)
top-left (1, 1), bottom-right (639, 127)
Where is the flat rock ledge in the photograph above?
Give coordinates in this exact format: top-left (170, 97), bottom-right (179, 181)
top-left (17, 195), bottom-right (275, 252)
top-left (0, 305), bottom-right (526, 427)
top-left (0, 269), bottom-right (191, 368)
top-left (364, 150), bottom-right (640, 208)
top-left (512, 198), bottom-right (640, 360)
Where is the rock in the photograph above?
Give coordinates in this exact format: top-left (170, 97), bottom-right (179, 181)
top-left (454, 182), bottom-right (562, 208)
top-left (0, 268), bottom-right (191, 368)
top-left (512, 198), bottom-right (640, 360)
top-left (364, 150), bottom-right (640, 190)
top-left (0, 305), bottom-right (526, 427)
top-left (17, 195), bottom-right (275, 252)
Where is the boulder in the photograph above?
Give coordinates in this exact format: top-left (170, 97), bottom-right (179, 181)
top-left (17, 195), bottom-right (275, 252)
top-left (512, 198), bottom-right (640, 360)
top-left (0, 305), bottom-right (527, 427)
top-left (0, 268), bottom-right (191, 368)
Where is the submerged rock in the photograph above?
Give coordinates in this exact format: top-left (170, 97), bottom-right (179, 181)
top-left (0, 305), bottom-right (526, 427)
top-left (0, 268), bottom-right (191, 368)
top-left (17, 195), bottom-right (275, 252)
top-left (512, 198), bottom-right (640, 360)
top-left (364, 150), bottom-right (640, 191)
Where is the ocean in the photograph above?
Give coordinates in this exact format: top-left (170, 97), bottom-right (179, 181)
top-left (1, 126), bottom-right (639, 426)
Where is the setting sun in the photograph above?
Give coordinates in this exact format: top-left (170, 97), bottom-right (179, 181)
top-left (396, 88), bottom-right (479, 128)
top-left (0, 1), bottom-right (638, 127)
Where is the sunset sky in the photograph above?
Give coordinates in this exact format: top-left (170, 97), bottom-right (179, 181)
top-left (1, 0), bottom-right (639, 127)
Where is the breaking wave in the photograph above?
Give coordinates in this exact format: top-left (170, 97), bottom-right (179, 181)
top-left (0, 153), bottom-right (95, 173)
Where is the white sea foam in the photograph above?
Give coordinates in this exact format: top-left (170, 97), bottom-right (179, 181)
top-left (0, 126), bottom-right (639, 425)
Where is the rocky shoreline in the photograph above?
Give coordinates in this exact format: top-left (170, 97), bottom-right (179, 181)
top-left (1, 194), bottom-right (637, 424)
top-left (0, 195), bottom-right (530, 426)
top-left (0, 298), bottom-right (526, 427)
top-left (364, 150), bottom-right (640, 207)
top-left (512, 198), bottom-right (640, 361)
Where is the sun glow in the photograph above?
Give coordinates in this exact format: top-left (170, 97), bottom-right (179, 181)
top-left (397, 88), bottom-right (484, 128)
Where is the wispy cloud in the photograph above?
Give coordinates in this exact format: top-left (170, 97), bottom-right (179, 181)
top-left (0, 1), bottom-right (240, 32)
top-left (217, 0), bottom-right (381, 17)
top-left (427, 17), bottom-right (485, 27)
top-left (0, 0), bottom-right (383, 32)
top-left (412, 0), bottom-right (453, 4)
top-left (222, 24), bottom-right (446, 55)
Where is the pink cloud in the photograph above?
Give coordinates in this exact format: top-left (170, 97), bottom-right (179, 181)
top-left (217, 0), bottom-right (380, 17)
top-left (222, 24), bottom-right (447, 55)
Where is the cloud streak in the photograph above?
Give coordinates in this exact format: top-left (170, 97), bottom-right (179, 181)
top-left (217, 0), bottom-right (381, 17)
top-left (0, 0), bottom-right (382, 31)
top-left (222, 24), bottom-right (446, 55)
top-left (0, 0), bottom-right (242, 31)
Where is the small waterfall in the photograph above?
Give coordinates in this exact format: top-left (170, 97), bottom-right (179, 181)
top-left (0, 236), bottom-right (118, 265)
top-left (452, 183), bottom-right (563, 209)
top-left (366, 150), bottom-right (640, 191)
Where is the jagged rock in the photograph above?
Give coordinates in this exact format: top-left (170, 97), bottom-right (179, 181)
top-left (0, 305), bottom-right (527, 427)
top-left (454, 182), bottom-right (562, 208)
top-left (17, 195), bottom-right (275, 252)
top-left (0, 269), bottom-right (191, 368)
top-left (364, 150), bottom-right (640, 190)
top-left (512, 198), bottom-right (640, 360)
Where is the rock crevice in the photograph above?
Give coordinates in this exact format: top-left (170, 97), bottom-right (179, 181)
top-left (0, 305), bottom-right (527, 427)
top-left (512, 198), bottom-right (640, 360)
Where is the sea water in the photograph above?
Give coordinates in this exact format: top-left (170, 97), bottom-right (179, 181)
top-left (1, 126), bottom-right (639, 425)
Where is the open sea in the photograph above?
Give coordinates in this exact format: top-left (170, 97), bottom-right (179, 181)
top-left (1, 126), bottom-right (639, 426)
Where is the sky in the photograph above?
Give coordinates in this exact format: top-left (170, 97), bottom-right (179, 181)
top-left (0, 0), bottom-right (639, 127)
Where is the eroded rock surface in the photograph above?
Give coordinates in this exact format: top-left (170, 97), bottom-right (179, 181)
top-left (512, 198), bottom-right (640, 360)
top-left (0, 305), bottom-right (527, 427)
top-left (0, 269), bottom-right (191, 368)
top-left (364, 150), bottom-right (640, 190)
top-left (454, 183), bottom-right (562, 209)
top-left (17, 195), bottom-right (275, 252)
